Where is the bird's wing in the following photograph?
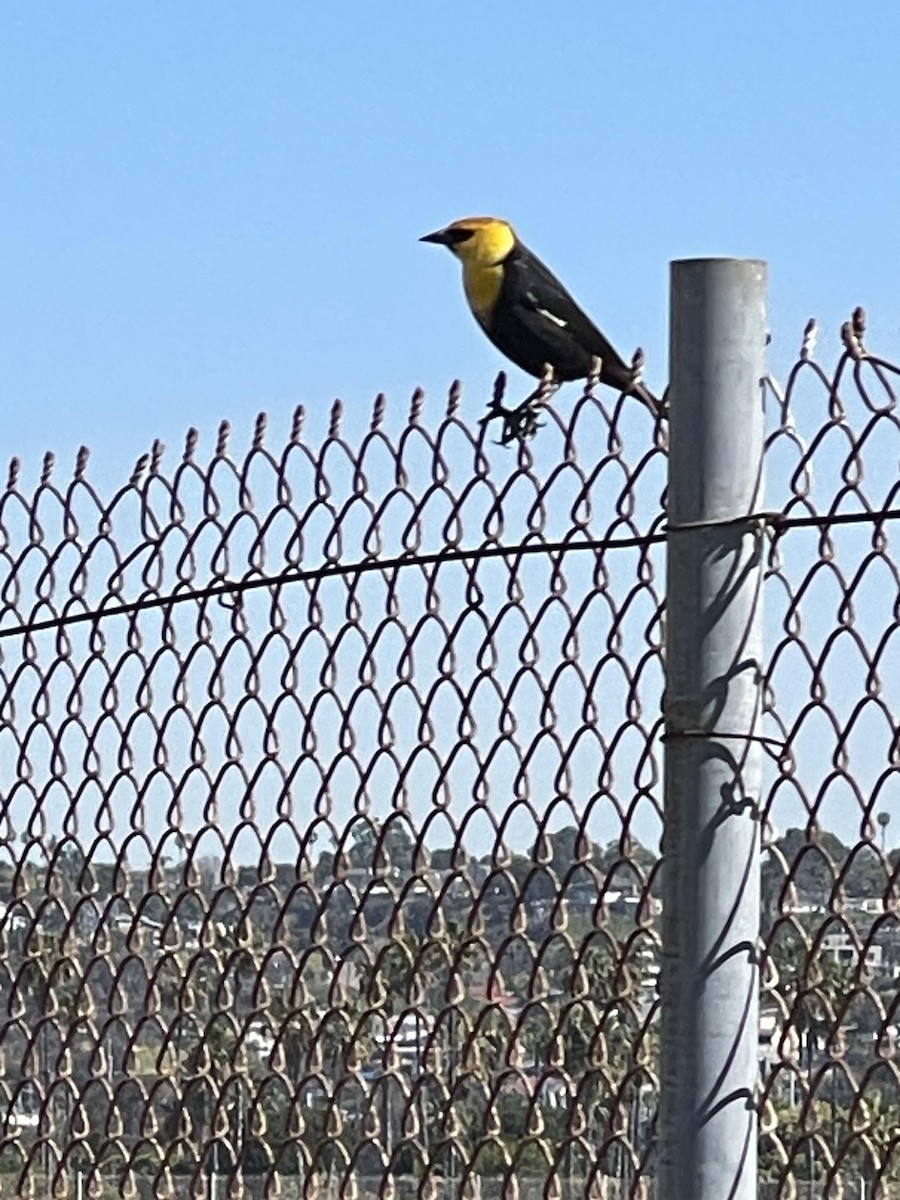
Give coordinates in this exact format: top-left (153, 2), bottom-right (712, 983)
top-left (504, 249), bottom-right (632, 381)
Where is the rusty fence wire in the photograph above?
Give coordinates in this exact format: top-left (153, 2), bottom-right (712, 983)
top-left (0, 311), bottom-right (898, 1199)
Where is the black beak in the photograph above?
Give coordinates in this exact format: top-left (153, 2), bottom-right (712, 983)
top-left (420, 227), bottom-right (474, 247)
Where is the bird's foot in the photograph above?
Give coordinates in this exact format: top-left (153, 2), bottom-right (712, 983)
top-left (481, 367), bottom-right (559, 444)
top-left (484, 397), bottom-right (546, 444)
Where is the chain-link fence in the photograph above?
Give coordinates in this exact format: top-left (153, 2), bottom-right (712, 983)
top-left (0, 292), bottom-right (898, 1198)
top-left (758, 310), bottom-right (900, 1199)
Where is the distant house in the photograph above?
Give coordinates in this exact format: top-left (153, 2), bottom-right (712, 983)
top-left (820, 932), bottom-right (883, 972)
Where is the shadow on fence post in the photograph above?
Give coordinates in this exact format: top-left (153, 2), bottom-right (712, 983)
top-left (660, 258), bottom-right (768, 1200)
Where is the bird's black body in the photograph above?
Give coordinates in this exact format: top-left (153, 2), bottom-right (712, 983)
top-left (482, 242), bottom-right (635, 388)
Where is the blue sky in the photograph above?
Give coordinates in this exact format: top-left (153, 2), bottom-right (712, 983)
top-left (2, 2), bottom-right (900, 484)
top-left (0, 5), bottom-right (898, 858)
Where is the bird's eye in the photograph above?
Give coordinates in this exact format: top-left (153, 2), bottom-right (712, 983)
top-left (446, 228), bottom-right (476, 246)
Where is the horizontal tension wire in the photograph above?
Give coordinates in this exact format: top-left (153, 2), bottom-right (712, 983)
top-left (0, 504), bottom-right (898, 642)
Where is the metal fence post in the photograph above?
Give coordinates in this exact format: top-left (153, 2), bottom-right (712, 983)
top-left (660, 258), bottom-right (768, 1199)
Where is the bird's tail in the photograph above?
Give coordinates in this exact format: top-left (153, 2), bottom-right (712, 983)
top-left (594, 353), bottom-right (665, 420)
top-left (631, 381), bottom-right (665, 419)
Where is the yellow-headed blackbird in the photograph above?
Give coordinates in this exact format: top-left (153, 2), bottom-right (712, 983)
top-left (421, 216), bottom-right (661, 419)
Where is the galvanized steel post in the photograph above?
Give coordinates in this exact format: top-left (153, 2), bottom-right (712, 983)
top-left (660, 258), bottom-right (768, 1200)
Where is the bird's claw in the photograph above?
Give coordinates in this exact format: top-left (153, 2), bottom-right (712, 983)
top-left (481, 399), bottom-right (546, 444)
top-left (482, 368), bottom-right (557, 444)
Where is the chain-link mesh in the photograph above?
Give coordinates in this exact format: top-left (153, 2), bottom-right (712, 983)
top-left (759, 312), bottom-right (900, 1199)
top-left (0, 315), bottom-right (897, 1199)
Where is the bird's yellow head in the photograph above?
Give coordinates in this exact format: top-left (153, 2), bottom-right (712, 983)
top-left (420, 217), bottom-right (517, 267)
